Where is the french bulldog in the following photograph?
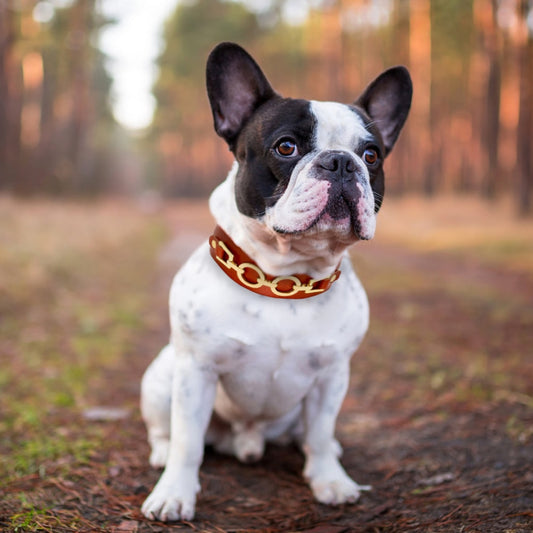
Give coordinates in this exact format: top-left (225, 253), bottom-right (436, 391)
top-left (141, 42), bottom-right (412, 522)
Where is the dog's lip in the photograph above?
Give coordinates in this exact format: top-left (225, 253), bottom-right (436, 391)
top-left (271, 211), bottom-right (324, 235)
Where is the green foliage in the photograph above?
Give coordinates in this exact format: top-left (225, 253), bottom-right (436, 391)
top-left (7, 432), bottom-right (97, 479)
top-left (11, 498), bottom-right (50, 533)
top-left (161, 0), bottom-right (260, 77)
top-left (430, 0), bottom-right (475, 108)
top-left (151, 0), bottom-right (263, 138)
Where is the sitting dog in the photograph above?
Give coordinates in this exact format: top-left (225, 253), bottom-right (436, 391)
top-left (141, 42), bottom-right (412, 522)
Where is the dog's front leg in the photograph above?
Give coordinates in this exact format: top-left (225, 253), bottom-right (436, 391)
top-left (142, 353), bottom-right (217, 522)
top-left (303, 359), bottom-right (370, 505)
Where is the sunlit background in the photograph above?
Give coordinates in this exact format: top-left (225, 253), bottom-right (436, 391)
top-left (1, 0), bottom-right (532, 212)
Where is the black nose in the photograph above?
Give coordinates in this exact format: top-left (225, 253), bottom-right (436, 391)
top-left (317, 150), bottom-right (356, 180)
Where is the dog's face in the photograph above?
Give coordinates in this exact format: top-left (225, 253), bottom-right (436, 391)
top-left (207, 43), bottom-right (412, 243)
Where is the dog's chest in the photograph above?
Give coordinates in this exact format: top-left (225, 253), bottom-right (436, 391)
top-left (215, 323), bottom-right (342, 418)
top-left (170, 244), bottom-right (368, 419)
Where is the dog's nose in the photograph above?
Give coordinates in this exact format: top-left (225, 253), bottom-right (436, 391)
top-left (317, 150), bottom-right (357, 181)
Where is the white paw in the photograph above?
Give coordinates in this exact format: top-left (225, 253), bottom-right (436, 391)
top-left (304, 452), bottom-right (371, 506)
top-left (310, 474), bottom-right (369, 505)
top-left (148, 438), bottom-right (169, 468)
top-left (142, 475), bottom-right (199, 522)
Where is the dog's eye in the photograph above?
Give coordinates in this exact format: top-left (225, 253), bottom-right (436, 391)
top-left (363, 148), bottom-right (379, 166)
top-left (275, 139), bottom-right (298, 157)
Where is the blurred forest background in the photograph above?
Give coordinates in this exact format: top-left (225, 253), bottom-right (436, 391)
top-left (1, 0), bottom-right (533, 213)
top-left (2, 3), bottom-right (533, 530)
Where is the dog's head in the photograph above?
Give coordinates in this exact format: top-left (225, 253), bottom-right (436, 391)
top-left (206, 42), bottom-right (412, 243)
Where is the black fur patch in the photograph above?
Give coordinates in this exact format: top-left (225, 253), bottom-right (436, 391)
top-left (233, 98), bottom-right (316, 218)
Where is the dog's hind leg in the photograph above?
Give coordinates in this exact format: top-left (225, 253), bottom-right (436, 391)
top-left (141, 344), bottom-right (174, 468)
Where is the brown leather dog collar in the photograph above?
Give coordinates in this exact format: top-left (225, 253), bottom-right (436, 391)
top-left (209, 225), bottom-right (341, 299)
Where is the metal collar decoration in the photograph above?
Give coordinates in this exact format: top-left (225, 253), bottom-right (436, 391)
top-left (209, 225), bottom-right (341, 299)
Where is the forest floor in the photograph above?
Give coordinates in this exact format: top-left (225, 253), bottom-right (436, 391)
top-left (0, 194), bottom-right (532, 532)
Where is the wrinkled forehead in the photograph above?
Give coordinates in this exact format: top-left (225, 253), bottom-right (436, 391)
top-left (310, 101), bottom-right (372, 151)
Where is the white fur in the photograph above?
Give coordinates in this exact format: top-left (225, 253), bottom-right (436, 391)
top-left (141, 105), bottom-right (374, 522)
top-left (312, 101), bottom-right (371, 151)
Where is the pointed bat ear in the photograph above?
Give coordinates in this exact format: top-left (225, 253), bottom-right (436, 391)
top-left (206, 42), bottom-right (277, 150)
top-left (355, 66), bottom-right (412, 156)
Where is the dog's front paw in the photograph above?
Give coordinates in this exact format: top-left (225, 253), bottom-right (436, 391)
top-left (142, 473), bottom-right (199, 522)
top-left (305, 453), bottom-right (370, 506)
top-left (310, 473), bottom-right (368, 505)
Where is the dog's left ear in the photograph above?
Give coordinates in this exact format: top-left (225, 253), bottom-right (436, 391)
top-left (206, 42), bottom-right (277, 150)
top-left (355, 66), bottom-right (412, 156)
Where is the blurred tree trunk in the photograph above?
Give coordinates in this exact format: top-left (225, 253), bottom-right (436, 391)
top-left (391, 0), bottom-right (413, 195)
top-left (0, 2), bottom-right (21, 190)
top-left (480, 0), bottom-right (501, 199)
top-left (516, 0), bottom-right (532, 215)
top-left (409, 0), bottom-right (432, 194)
top-left (37, 47), bottom-right (57, 192)
top-left (68, 0), bottom-right (95, 193)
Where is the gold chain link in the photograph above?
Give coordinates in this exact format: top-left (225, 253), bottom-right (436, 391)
top-left (211, 238), bottom-right (338, 297)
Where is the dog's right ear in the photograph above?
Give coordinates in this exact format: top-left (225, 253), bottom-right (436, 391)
top-left (206, 42), bottom-right (277, 150)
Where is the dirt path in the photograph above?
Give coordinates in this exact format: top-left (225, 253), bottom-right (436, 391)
top-left (2, 200), bottom-right (532, 532)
